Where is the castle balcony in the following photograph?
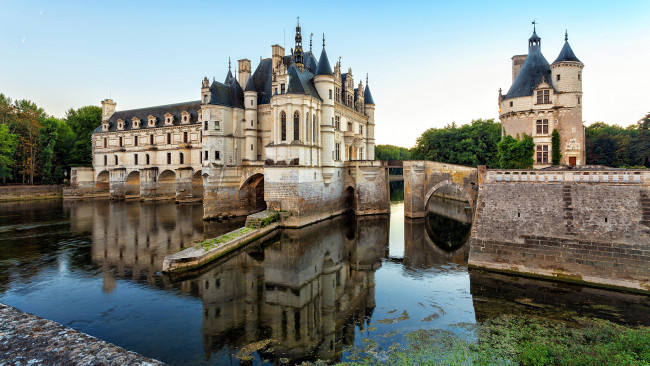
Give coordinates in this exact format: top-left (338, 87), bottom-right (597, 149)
top-left (145, 145), bottom-right (158, 151)
top-left (353, 134), bottom-right (364, 148)
top-left (112, 147), bottom-right (126, 152)
top-left (343, 131), bottom-right (355, 146)
top-left (177, 143), bottom-right (193, 149)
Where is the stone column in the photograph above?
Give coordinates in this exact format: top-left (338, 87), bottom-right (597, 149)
top-left (175, 167), bottom-right (194, 202)
top-left (140, 167), bottom-right (159, 200)
top-left (403, 161), bottom-right (426, 218)
top-left (109, 168), bottom-right (127, 200)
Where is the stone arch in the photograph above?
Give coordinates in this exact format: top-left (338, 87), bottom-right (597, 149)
top-left (124, 170), bottom-right (140, 197)
top-left (280, 111), bottom-right (287, 141)
top-left (424, 180), bottom-right (473, 210)
top-left (239, 173), bottom-right (266, 212)
top-left (345, 186), bottom-right (356, 212)
top-left (158, 169), bottom-right (176, 199)
top-left (293, 110), bottom-right (300, 141)
top-left (192, 170), bottom-right (203, 199)
top-left (96, 170), bottom-right (110, 193)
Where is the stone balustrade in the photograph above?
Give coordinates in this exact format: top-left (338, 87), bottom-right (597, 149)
top-left (485, 169), bottom-right (649, 185)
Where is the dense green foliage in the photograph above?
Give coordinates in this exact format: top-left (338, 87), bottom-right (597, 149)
top-left (585, 114), bottom-right (650, 168)
top-left (0, 92), bottom-right (100, 184)
top-left (341, 316), bottom-right (650, 366)
top-left (551, 129), bottom-right (562, 165)
top-left (497, 134), bottom-right (535, 169)
top-left (375, 144), bottom-right (411, 161)
top-left (410, 119), bottom-right (502, 168)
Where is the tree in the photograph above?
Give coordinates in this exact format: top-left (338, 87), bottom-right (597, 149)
top-left (497, 134), bottom-right (534, 169)
top-left (0, 124), bottom-right (18, 181)
top-left (410, 119), bottom-right (502, 168)
top-left (631, 112), bottom-right (650, 167)
top-left (375, 144), bottom-right (411, 161)
top-left (551, 129), bottom-right (562, 165)
top-left (37, 117), bottom-right (72, 183)
top-left (65, 106), bottom-right (102, 166)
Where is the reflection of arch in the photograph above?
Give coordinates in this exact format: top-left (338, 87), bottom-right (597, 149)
top-left (239, 173), bottom-right (266, 212)
top-left (345, 186), bottom-right (356, 212)
top-left (192, 170), bottom-right (203, 199)
top-left (424, 180), bottom-right (473, 209)
top-left (424, 208), bottom-right (471, 252)
top-left (125, 170), bottom-right (140, 197)
top-left (96, 170), bottom-right (110, 192)
top-left (158, 170), bottom-right (176, 198)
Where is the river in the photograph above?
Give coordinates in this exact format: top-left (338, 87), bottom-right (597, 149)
top-left (0, 186), bottom-right (648, 365)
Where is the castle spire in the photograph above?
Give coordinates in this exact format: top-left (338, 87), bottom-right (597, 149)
top-left (309, 33), bottom-right (313, 52)
top-left (294, 17), bottom-right (304, 71)
top-left (565, 29), bottom-right (568, 42)
top-left (225, 57), bottom-right (234, 82)
top-left (315, 33), bottom-right (333, 76)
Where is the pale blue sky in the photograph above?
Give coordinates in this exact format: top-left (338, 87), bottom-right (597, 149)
top-left (1, 0), bottom-right (649, 147)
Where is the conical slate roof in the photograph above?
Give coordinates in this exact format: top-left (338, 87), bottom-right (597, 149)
top-left (304, 51), bottom-right (319, 73)
top-left (504, 31), bottom-right (552, 100)
top-left (364, 83), bottom-right (375, 105)
top-left (244, 75), bottom-right (256, 92)
top-left (553, 41), bottom-right (581, 63)
top-left (315, 47), bottom-right (333, 76)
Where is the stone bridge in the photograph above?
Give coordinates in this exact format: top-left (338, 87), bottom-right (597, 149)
top-left (403, 161), bottom-right (478, 218)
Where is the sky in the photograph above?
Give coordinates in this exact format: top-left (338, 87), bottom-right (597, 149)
top-left (1, 0), bottom-right (649, 148)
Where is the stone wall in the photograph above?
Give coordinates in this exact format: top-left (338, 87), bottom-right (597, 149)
top-left (0, 185), bottom-right (63, 201)
top-left (469, 168), bottom-right (650, 292)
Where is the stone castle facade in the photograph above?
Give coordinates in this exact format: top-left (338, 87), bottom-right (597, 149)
top-left (69, 21), bottom-right (389, 226)
top-left (499, 28), bottom-right (585, 168)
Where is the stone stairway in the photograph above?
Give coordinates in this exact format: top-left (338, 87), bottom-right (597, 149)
top-left (563, 185), bottom-right (575, 235)
top-left (641, 190), bottom-right (650, 227)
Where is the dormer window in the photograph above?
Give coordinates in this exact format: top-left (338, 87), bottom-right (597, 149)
top-left (536, 89), bottom-right (550, 104)
top-left (117, 119), bottom-right (125, 130)
top-left (181, 111), bottom-right (190, 124)
top-left (280, 84), bottom-right (286, 94)
top-left (164, 113), bottom-right (174, 126)
top-left (147, 116), bottom-right (156, 128)
top-left (102, 121), bottom-right (109, 132)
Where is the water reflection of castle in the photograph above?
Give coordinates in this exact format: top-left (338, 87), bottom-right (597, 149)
top-left (72, 199), bottom-right (389, 364)
top-left (192, 216), bottom-right (389, 363)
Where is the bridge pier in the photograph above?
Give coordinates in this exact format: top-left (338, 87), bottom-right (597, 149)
top-left (175, 167), bottom-right (194, 202)
top-left (109, 168), bottom-right (127, 200)
top-left (140, 167), bottom-right (159, 200)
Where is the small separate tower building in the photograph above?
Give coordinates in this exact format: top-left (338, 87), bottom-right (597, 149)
top-left (499, 25), bottom-right (585, 167)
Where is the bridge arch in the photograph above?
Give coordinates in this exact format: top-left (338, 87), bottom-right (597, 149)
top-left (96, 170), bottom-right (110, 193)
top-left (424, 180), bottom-right (473, 210)
top-left (239, 173), bottom-right (266, 212)
top-left (124, 170), bottom-right (140, 197)
top-left (158, 169), bottom-right (176, 199)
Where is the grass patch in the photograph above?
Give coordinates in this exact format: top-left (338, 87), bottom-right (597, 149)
top-left (195, 226), bottom-right (255, 251)
top-left (338, 315), bottom-right (650, 365)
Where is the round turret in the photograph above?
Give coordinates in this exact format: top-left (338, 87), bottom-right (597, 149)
top-left (551, 31), bottom-right (584, 102)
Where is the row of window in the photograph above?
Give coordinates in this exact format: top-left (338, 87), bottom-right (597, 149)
top-left (101, 150), bottom-right (218, 166)
top-left (102, 132), bottom-right (193, 148)
top-left (507, 95), bottom-right (581, 108)
top-left (279, 111), bottom-right (319, 143)
top-left (332, 143), bottom-right (364, 161)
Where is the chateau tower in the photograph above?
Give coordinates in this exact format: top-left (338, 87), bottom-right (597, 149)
top-left (499, 25), bottom-right (585, 167)
top-left (244, 77), bottom-right (258, 161)
top-left (364, 75), bottom-right (376, 160)
top-left (313, 34), bottom-right (335, 166)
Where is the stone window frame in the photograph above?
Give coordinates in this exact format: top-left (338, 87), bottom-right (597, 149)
top-left (293, 111), bottom-right (300, 141)
top-left (102, 121), bottom-right (109, 132)
top-left (147, 115), bottom-right (156, 128)
top-left (536, 145), bottom-right (549, 164)
top-left (535, 119), bottom-right (549, 135)
top-left (335, 115), bottom-right (341, 131)
top-left (117, 118), bottom-right (125, 130)
top-left (536, 89), bottom-right (551, 104)
top-left (181, 111), bottom-right (190, 124)
top-left (280, 111), bottom-right (287, 141)
top-left (335, 142), bottom-right (341, 161)
top-left (164, 113), bottom-right (174, 126)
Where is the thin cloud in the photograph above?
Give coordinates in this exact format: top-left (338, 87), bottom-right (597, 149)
top-left (40, 9), bottom-right (44, 15)
top-left (21, 36), bottom-right (26, 43)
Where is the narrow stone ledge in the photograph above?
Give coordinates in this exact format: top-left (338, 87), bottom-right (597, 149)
top-left (0, 303), bottom-right (165, 365)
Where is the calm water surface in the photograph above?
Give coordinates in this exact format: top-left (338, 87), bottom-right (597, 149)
top-left (0, 192), bottom-right (648, 365)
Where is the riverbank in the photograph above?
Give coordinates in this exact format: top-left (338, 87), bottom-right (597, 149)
top-left (0, 303), bottom-right (164, 365)
top-left (338, 315), bottom-right (650, 365)
top-left (0, 185), bottom-right (63, 202)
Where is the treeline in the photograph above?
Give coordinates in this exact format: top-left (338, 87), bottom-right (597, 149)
top-left (0, 93), bottom-right (101, 184)
top-left (376, 113), bottom-right (650, 169)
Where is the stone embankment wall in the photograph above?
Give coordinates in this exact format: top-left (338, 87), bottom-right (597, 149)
top-left (469, 168), bottom-right (650, 292)
top-left (0, 185), bottom-right (63, 201)
top-left (0, 303), bottom-right (164, 365)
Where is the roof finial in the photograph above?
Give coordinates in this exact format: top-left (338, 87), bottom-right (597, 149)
top-left (565, 29), bottom-right (568, 42)
top-left (297, 16), bottom-right (299, 27)
top-left (310, 33), bottom-right (313, 52)
top-left (366, 73), bottom-right (368, 85)
top-left (228, 57), bottom-right (231, 71)
top-left (532, 20), bottom-right (537, 32)
top-left (322, 33), bottom-right (325, 48)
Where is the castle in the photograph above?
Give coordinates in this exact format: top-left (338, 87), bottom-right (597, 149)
top-left (499, 26), bottom-right (585, 168)
top-left (68, 21), bottom-right (390, 226)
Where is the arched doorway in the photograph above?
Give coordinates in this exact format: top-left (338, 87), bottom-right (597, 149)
top-left (124, 171), bottom-right (140, 198)
top-left (192, 170), bottom-right (203, 200)
top-left (345, 186), bottom-right (355, 213)
top-left (240, 173), bottom-right (266, 213)
top-left (96, 171), bottom-right (110, 194)
top-left (158, 170), bottom-right (176, 199)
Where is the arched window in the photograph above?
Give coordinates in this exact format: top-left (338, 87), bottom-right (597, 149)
top-left (293, 111), bottom-right (300, 141)
top-left (313, 115), bottom-right (317, 143)
top-left (306, 113), bottom-right (310, 142)
top-left (104, 155), bottom-right (107, 166)
top-left (280, 111), bottom-right (287, 141)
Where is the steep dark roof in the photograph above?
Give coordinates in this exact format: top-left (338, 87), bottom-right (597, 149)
top-left (304, 51), bottom-right (318, 73)
top-left (248, 58), bottom-right (273, 104)
top-left (225, 68), bottom-right (234, 83)
top-left (226, 77), bottom-right (244, 108)
top-left (504, 32), bottom-right (552, 100)
top-left (364, 84), bottom-right (375, 105)
top-left (93, 101), bottom-right (202, 133)
top-left (553, 41), bottom-right (581, 63)
top-left (315, 48), bottom-right (333, 76)
top-left (244, 75), bottom-right (256, 92)
top-left (286, 64), bottom-right (322, 100)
